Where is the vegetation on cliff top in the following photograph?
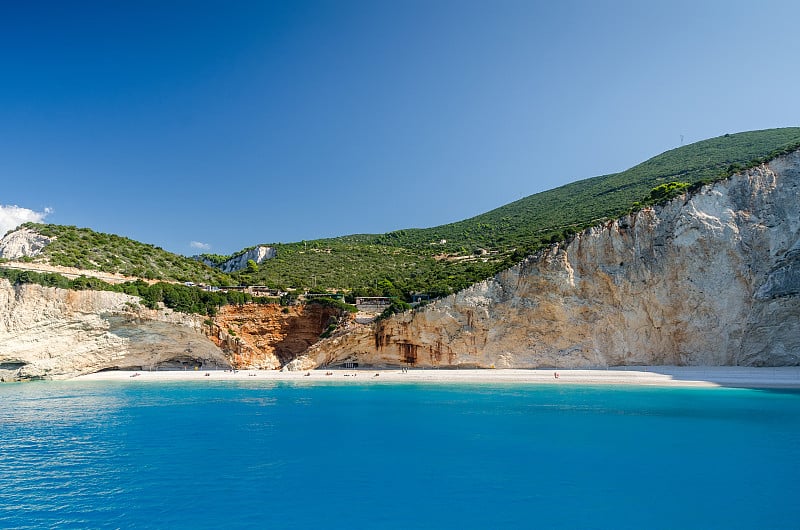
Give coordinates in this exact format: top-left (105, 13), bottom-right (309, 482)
top-left (7, 127), bottom-right (800, 299)
top-left (305, 297), bottom-right (358, 314)
top-left (232, 127), bottom-right (800, 295)
top-left (13, 223), bottom-right (233, 285)
top-left (0, 267), bottom-right (255, 316)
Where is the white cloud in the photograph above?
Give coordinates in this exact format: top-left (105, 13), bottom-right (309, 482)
top-left (190, 241), bottom-right (211, 251)
top-left (0, 204), bottom-right (52, 236)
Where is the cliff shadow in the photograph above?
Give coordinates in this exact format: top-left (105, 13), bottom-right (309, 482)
top-left (643, 366), bottom-right (800, 392)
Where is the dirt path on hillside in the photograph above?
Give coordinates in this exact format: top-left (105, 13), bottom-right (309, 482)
top-left (0, 261), bottom-right (157, 284)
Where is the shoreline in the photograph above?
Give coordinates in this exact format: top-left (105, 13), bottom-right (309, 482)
top-left (71, 366), bottom-right (800, 389)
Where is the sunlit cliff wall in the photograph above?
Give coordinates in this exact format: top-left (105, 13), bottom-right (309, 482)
top-left (0, 283), bottom-right (229, 380)
top-left (297, 151), bottom-right (800, 369)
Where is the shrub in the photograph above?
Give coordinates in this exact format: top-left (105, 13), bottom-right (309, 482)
top-left (320, 322), bottom-right (338, 339)
top-left (376, 299), bottom-right (412, 321)
top-left (305, 297), bottom-right (358, 313)
top-left (644, 182), bottom-right (690, 206)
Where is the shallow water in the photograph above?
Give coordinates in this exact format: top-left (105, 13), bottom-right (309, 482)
top-left (1, 380), bottom-right (799, 529)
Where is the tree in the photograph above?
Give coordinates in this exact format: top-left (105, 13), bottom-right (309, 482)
top-left (378, 278), bottom-right (402, 298)
top-left (645, 182), bottom-right (689, 205)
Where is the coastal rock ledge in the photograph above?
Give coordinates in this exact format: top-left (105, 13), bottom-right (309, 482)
top-left (0, 283), bottom-right (229, 380)
top-left (297, 151), bottom-right (800, 370)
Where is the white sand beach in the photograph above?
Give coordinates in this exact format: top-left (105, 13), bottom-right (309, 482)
top-left (73, 366), bottom-right (800, 388)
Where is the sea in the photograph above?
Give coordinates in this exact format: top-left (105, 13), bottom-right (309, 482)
top-left (1, 380), bottom-right (799, 529)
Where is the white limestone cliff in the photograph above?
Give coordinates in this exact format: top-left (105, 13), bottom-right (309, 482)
top-left (0, 282), bottom-right (229, 380)
top-left (0, 227), bottom-right (52, 260)
top-left (296, 151), bottom-right (800, 369)
top-left (200, 246), bottom-right (276, 273)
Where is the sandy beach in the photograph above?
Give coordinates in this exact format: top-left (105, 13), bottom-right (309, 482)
top-left (73, 366), bottom-right (800, 388)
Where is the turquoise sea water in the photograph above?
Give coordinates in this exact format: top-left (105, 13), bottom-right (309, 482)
top-left (1, 381), bottom-right (800, 529)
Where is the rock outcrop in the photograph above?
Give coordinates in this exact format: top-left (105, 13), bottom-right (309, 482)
top-left (0, 281), bottom-right (229, 380)
top-left (294, 151), bottom-right (800, 369)
top-left (200, 246), bottom-right (276, 273)
top-left (0, 227), bottom-right (52, 260)
top-left (207, 303), bottom-right (353, 370)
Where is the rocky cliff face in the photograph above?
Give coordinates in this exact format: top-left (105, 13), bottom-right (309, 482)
top-left (0, 278), bottom-right (353, 379)
top-left (0, 227), bottom-right (52, 260)
top-left (207, 304), bottom-right (353, 370)
top-left (0, 281), bottom-right (230, 380)
top-left (296, 151), bottom-right (800, 369)
top-left (201, 246), bottom-right (276, 273)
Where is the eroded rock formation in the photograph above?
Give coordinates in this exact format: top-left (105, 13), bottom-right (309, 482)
top-left (0, 278), bottom-right (355, 379)
top-left (0, 281), bottom-right (229, 380)
top-left (207, 303), bottom-right (352, 369)
top-left (0, 227), bottom-right (52, 260)
top-left (295, 151), bottom-right (800, 369)
top-left (200, 245), bottom-right (276, 273)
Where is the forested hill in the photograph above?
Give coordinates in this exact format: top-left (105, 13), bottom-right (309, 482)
top-left (232, 127), bottom-right (800, 296)
top-left (365, 127), bottom-right (800, 252)
top-left (4, 127), bottom-right (800, 298)
top-left (2, 223), bottom-right (231, 285)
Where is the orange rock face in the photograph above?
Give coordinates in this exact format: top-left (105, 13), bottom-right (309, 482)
top-left (207, 304), bottom-right (348, 369)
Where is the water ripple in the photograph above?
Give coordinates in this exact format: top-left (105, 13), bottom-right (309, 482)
top-left (2, 381), bottom-right (800, 528)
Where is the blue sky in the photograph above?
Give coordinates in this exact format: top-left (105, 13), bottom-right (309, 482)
top-left (2, 0), bottom-right (799, 255)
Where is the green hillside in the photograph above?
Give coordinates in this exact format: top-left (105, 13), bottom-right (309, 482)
top-left (367, 127), bottom-right (800, 252)
top-left (233, 127), bottom-right (800, 296)
top-left (5, 128), bottom-right (800, 297)
top-left (10, 223), bottom-right (232, 285)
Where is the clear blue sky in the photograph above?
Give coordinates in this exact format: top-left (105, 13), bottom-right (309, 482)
top-left (2, 0), bottom-right (799, 255)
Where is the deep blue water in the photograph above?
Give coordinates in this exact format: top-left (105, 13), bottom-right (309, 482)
top-left (1, 381), bottom-right (800, 529)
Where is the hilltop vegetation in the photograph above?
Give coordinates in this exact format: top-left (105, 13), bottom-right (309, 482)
top-left (5, 128), bottom-right (800, 300)
top-left (231, 240), bottom-right (504, 299)
top-left (13, 223), bottom-right (232, 285)
top-left (0, 267), bottom-right (259, 316)
top-left (228, 128), bottom-right (800, 296)
top-left (366, 128), bottom-right (800, 253)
